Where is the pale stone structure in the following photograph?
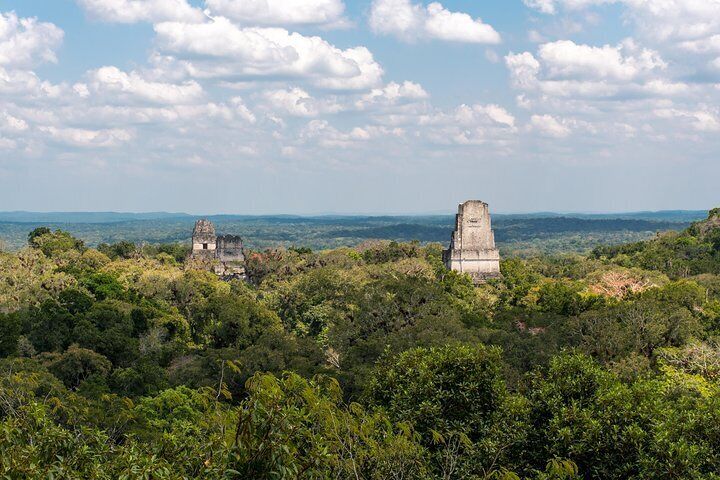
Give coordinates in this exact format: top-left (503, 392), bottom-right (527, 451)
top-left (191, 220), bottom-right (246, 280)
top-left (191, 219), bottom-right (217, 258)
top-left (443, 201), bottom-right (501, 283)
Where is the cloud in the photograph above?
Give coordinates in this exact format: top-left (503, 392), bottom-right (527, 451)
top-left (523, 0), bottom-right (558, 14)
top-left (37, 102), bottom-right (249, 127)
top-left (0, 111), bottom-right (28, 132)
top-left (0, 67), bottom-right (65, 98)
top-left (298, 120), bottom-right (393, 148)
top-left (85, 66), bottom-right (204, 104)
top-left (408, 103), bottom-right (516, 146)
top-left (356, 81), bottom-right (428, 109)
top-left (654, 107), bottom-right (720, 132)
top-left (538, 39), bottom-right (665, 81)
top-left (40, 126), bottom-right (133, 147)
top-left (230, 96), bottom-right (257, 123)
top-left (261, 87), bottom-right (340, 117)
top-left (505, 52), bottom-right (541, 90)
top-left (417, 103), bottom-right (516, 128)
top-left (154, 18), bottom-right (383, 90)
top-left (505, 40), bottom-right (672, 99)
top-left (204, 0), bottom-right (347, 27)
top-left (369, 0), bottom-right (501, 44)
top-left (503, 32), bottom-right (719, 147)
top-left (530, 114), bottom-right (572, 137)
top-left (524, 0), bottom-right (720, 53)
top-left (523, 0), bottom-right (615, 15)
top-left (0, 137), bottom-right (17, 149)
top-left (261, 81), bottom-right (428, 117)
top-left (0, 12), bottom-right (64, 68)
top-left (76, 0), bottom-right (205, 23)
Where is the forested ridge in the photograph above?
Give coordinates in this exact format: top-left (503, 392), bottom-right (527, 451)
top-left (0, 211), bottom-right (701, 253)
top-left (1, 210), bottom-right (720, 479)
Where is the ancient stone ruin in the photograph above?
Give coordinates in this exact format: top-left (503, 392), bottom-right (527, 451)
top-left (443, 200), bottom-right (501, 283)
top-left (191, 219), bottom-right (217, 258)
top-left (191, 219), bottom-right (246, 280)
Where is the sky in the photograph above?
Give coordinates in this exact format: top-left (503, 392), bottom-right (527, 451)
top-left (0, 0), bottom-right (718, 214)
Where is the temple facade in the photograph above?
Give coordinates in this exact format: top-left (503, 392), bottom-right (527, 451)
top-left (191, 219), bottom-right (246, 280)
top-left (191, 219), bottom-right (217, 257)
top-left (443, 200), bottom-right (501, 283)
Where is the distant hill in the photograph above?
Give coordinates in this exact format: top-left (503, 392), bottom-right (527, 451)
top-left (0, 210), bottom-right (708, 225)
top-left (0, 209), bottom-right (709, 254)
top-left (592, 208), bottom-right (720, 278)
top-left (0, 212), bottom-right (191, 223)
top-left (493, 211), bottom-right (709, 223)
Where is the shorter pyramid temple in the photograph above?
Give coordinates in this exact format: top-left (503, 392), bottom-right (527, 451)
top-left (191, 219), bottom-right (246, 280)
top-left (442, 200), bottom-right (501, 284)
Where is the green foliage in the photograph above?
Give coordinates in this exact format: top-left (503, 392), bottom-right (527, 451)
top-left (368, 344), bottom-right (506, 438)
top-left (519, 352), bottom-right (720, 479)
top-left (0, 312), bottom-right (22, 357)
top-left (47, 344), bottom-right (112, 390)
top-left (230, 372), bottom-right (430, 479)
top-left (361, 240), bottom-right (421, 263)
top-left (98, 240), bottom-right (137, 259)
top-left (499, 258), bottom-right (542, 306)
top-left (80, 272), bottom-right (127, 300)
top-left (570, 298), bottom-right (701, 361)
top-left (0, 224), bottom-right (719, 478)
top-left (536, 280), bottom-right (601, 316)
top-left (28, 228), bottom-right (85, 257)
top-left (593, 209), bottom-right (720, 279)
top-left (207, 291), bottom-right (282, 349)
top-left (27, 226), bottom-right (51, 246)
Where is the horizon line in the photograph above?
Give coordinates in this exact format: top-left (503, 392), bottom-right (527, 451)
top-left (0, 208), bottom-right (711, 217)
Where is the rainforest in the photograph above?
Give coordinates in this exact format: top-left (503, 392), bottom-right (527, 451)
top-left (0, 210), bottom-right (719, 479)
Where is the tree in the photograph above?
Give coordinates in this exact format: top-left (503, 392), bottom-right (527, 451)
top-left (0, 313), bottom-right (21, 357)
top-left (80, 272), bottom-right (126, 301)
top-left (368, 344), bottom-right (507, 437)
top-left (27, 300), bottom-right (74, 353)
top-left (229, 372), bottom-right (430, 479)
top-left (27, 227), bottom-right (51, 247)
top-left (47, 344), bottom-right (112, 390)
top-left (58, 288), bottom-right (94, 314)
top-left (27, 228), bottom-right (84, 257)
top-left (207, 292), bottom-right (282, 349)
top-left (98, 241), bottom-right (137, 260)
top-left (570, 298), bottom-right (701, 362)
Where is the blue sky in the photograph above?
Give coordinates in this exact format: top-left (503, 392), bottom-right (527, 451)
top-left (0, 0), bottom-right (718, 214)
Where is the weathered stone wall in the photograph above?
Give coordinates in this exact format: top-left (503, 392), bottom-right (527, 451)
top-left (450, 201), bottom-right (495, 251)
top-left (191, 219), bottom-right (217, 258)
top-left (215, 234), bottom-right (246, 280)
top-left (216, 235), bottom-right (245, 263)
top-left (189, 220), bottom-right (246, 280)
top-left (443, 200), bottom-right (501, 283)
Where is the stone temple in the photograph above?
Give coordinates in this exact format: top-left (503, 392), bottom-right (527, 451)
top-left (443, 200), bottom-right (501, 283)
top-left (191, 219), bottom-right (246, 280)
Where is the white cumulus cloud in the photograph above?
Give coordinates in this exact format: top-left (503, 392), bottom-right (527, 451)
top-left (0, 12), bottom-right (64, 68)
top-left (369, 0), bottom-right (501, 44)
top-left (204, 0), bottom-right (347, 27)
top-left (40, 126), bottom-right (134, 148)
top-left (530, 114), bottom-right (572, 137)
top-left (506, 40), bottom-right (670, 99)
top-left (86, 66), bottom-right (205, 104)
top-left (154, 18), bottom-right (383, 90)
top-left (538, 39), bottom-right (665, 81)
top-left (654, 107), bottom-right (720, 132)
top-left (262, 87), bottom-right (335, 117)
top-left (76, 0), bottom-right (205, 23)
top-left (524, 0), bottom-right (720, 53)
top-left (0, 111), bottom-right (28, 132)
